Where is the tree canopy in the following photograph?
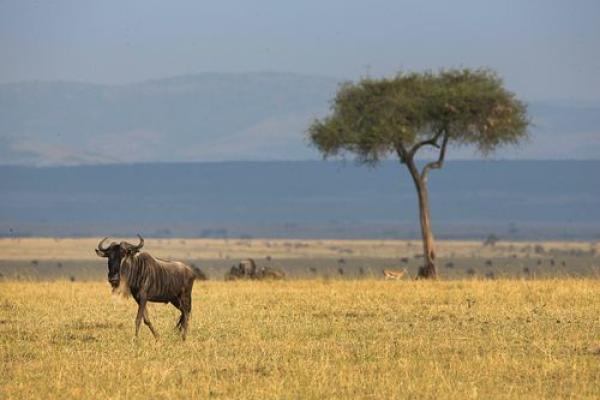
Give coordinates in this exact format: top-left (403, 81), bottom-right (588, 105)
top-left (309, 68), bottom-right (529, 166)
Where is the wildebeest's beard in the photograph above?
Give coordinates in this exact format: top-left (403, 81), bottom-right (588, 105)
top-left (107, 254), bottom-right (122, 289)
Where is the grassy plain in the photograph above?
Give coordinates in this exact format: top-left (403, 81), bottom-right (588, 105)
top-left (0, 238), bottom-right (599, 398)
top-left (1, 279), bottom-right (600, 399)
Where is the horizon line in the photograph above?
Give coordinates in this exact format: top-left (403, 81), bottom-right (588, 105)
top-left (1, 158), bottom-right (599, 169)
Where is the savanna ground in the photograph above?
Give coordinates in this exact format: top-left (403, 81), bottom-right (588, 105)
top-left (1, 238), bottom-right (599, 399)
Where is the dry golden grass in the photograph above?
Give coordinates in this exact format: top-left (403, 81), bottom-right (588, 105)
top-left (1, 279), bottom-right (599, 399)
top-left (0, 237), bottom-right (596, 261)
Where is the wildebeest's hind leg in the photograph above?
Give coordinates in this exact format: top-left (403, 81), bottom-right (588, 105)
top-left (170, 298), bottom-right (184, 331)
top-left (179, 291), bottom-right (192, 341)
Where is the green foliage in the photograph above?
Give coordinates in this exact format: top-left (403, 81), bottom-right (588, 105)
top-left (309, 68), bottom-right (529, 164)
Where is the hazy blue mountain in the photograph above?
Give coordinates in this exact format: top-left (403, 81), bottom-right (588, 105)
top-left (0, 72), bottom-right (338, 165)
top-left (1, 161), bottom-right (598, 240)
top-left (1, 72), bottom-right (599, 166)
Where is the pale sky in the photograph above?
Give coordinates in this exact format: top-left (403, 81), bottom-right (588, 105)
top-left (1, 0), bottom-right (599, 101)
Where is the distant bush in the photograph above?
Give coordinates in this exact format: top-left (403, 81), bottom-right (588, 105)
top-left (483, 234), bottom-right (499, 246)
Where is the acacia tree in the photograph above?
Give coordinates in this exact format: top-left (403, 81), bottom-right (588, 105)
top-left (309, 69), bottom-right (529, 279)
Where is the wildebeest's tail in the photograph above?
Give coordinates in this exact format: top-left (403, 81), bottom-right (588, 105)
top-left (190, 265), bottom-right (208, 281)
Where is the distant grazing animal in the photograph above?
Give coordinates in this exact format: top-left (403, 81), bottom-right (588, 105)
top-left (382, 268), bottom-right (407, 280)
top-left (240, 258), bottom-right (258, 277)
top-left (225, 259), bottom-right (285, 280)
top-left (259, 266), bottom-right (286, 280)
top-left (225, 264), bottom-right (243, 281)
top-left (95, 235), bottom-right (196, 340)
top-left (225, 258), bottom-right (257, 280)
top-left (485, 271), bottom-right (496, 280)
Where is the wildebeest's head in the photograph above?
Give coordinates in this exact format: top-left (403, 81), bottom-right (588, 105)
top-left (95, 235), bottom-right (144, 288)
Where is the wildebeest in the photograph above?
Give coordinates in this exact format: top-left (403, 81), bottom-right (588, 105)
top-left (224, 258), bottom-right (285, 280)
top-left (382, 268), bottom-right (407, 280)
top-left (240, 258), bottom-right (258, 277)
top-left (95, 235), bottom-right (196, 340)
top-left (225, 264), bottom-right (243, 280)
top-left (259, 266), bottom-right (286, 280)
top-left (225, 258), bottom-right (257, 280)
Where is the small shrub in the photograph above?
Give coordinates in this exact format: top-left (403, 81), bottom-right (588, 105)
top-left (483, 234), bottom-right (499, 246)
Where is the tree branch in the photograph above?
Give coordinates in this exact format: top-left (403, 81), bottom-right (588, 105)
top-left (420, 130), bottom-right (449, 181)
top-left (395, 142), bottom-right (409, 164)
top-left (396, 141), bottom-right (424, 189)
top-left (408, 129), bottom-right (444, 160)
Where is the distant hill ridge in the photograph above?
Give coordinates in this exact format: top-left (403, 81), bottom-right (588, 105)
top-left (0, 72), bottom-right (339, 165)
top-left (1, 72), bottom-right (599, 166)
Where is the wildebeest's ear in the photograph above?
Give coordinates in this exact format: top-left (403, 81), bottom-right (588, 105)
top-left (95, 249), bottom-right (108, 257)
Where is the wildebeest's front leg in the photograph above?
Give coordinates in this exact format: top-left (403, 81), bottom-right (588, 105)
top-left (135, 297), bottom-right (147, 338)
top-left (143, 308), bottom-right (159, 339)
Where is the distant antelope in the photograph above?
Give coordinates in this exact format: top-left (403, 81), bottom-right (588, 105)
top-left (382, 268), bottom-right (408, 280)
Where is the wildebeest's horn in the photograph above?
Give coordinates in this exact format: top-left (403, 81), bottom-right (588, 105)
top-left (97, 237), bottom-right (110, 251)
top-left (133, 234), bottom-right (144, 250)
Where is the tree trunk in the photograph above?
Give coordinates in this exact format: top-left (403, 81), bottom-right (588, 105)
top-left (403, 158), bottom-right (438, 279)
top-left (415, 181), bottom-right (437, 279)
